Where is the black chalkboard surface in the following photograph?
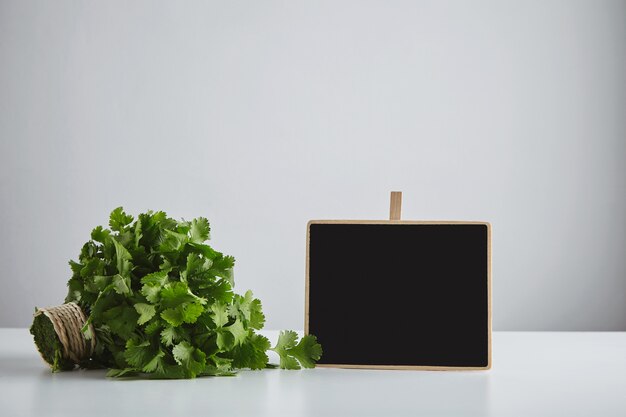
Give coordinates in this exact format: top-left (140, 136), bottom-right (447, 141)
top-left (305, 221), bottom-right (491, 370)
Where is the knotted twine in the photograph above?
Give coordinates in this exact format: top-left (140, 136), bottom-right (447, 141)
top-left (34, 302), bottom-right (96, 364)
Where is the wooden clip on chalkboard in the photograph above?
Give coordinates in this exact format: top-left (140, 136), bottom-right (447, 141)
top-left (305, 192), bottom-right (492, 370)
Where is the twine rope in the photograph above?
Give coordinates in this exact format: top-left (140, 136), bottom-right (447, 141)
top-left (35, 302), bottom-right (96, 364)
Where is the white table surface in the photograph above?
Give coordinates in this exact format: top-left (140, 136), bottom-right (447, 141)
top-left (1, 329), bottom-right (625, 417)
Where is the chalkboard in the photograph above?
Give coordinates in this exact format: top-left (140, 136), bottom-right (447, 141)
top-left (305, 221), bottom-right (491, 370)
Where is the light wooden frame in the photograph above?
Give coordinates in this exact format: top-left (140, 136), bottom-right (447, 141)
top-left (305, 219), bottom-right (492, 371)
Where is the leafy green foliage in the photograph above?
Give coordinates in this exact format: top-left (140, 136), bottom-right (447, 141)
top-left (61, 207), bottom-right (321, 378)
top-left (271, 330), bottom-right (323, 370)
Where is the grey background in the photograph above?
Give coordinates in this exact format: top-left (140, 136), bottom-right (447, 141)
top-left (1, 0), bottom-right (625, 330)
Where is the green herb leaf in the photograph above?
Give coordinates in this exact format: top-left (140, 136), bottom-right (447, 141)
top-left (172, 341), bottom-right (206, 378)
top-left (272, 331), bottom-right (323, 370)
top-left (160, 325), bottom-right (187, 347)
top-left (189, 217), bottom-right (210, 243)
top-left (109, 207), bottom-right (134, 232)
top-left (210, 302), bottom-right (229, 328)
top-left (134, 303), bottom-right (156, 325)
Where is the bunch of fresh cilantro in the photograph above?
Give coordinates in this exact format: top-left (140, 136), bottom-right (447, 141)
top-left (48, 207), bottom-right (321, 378)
